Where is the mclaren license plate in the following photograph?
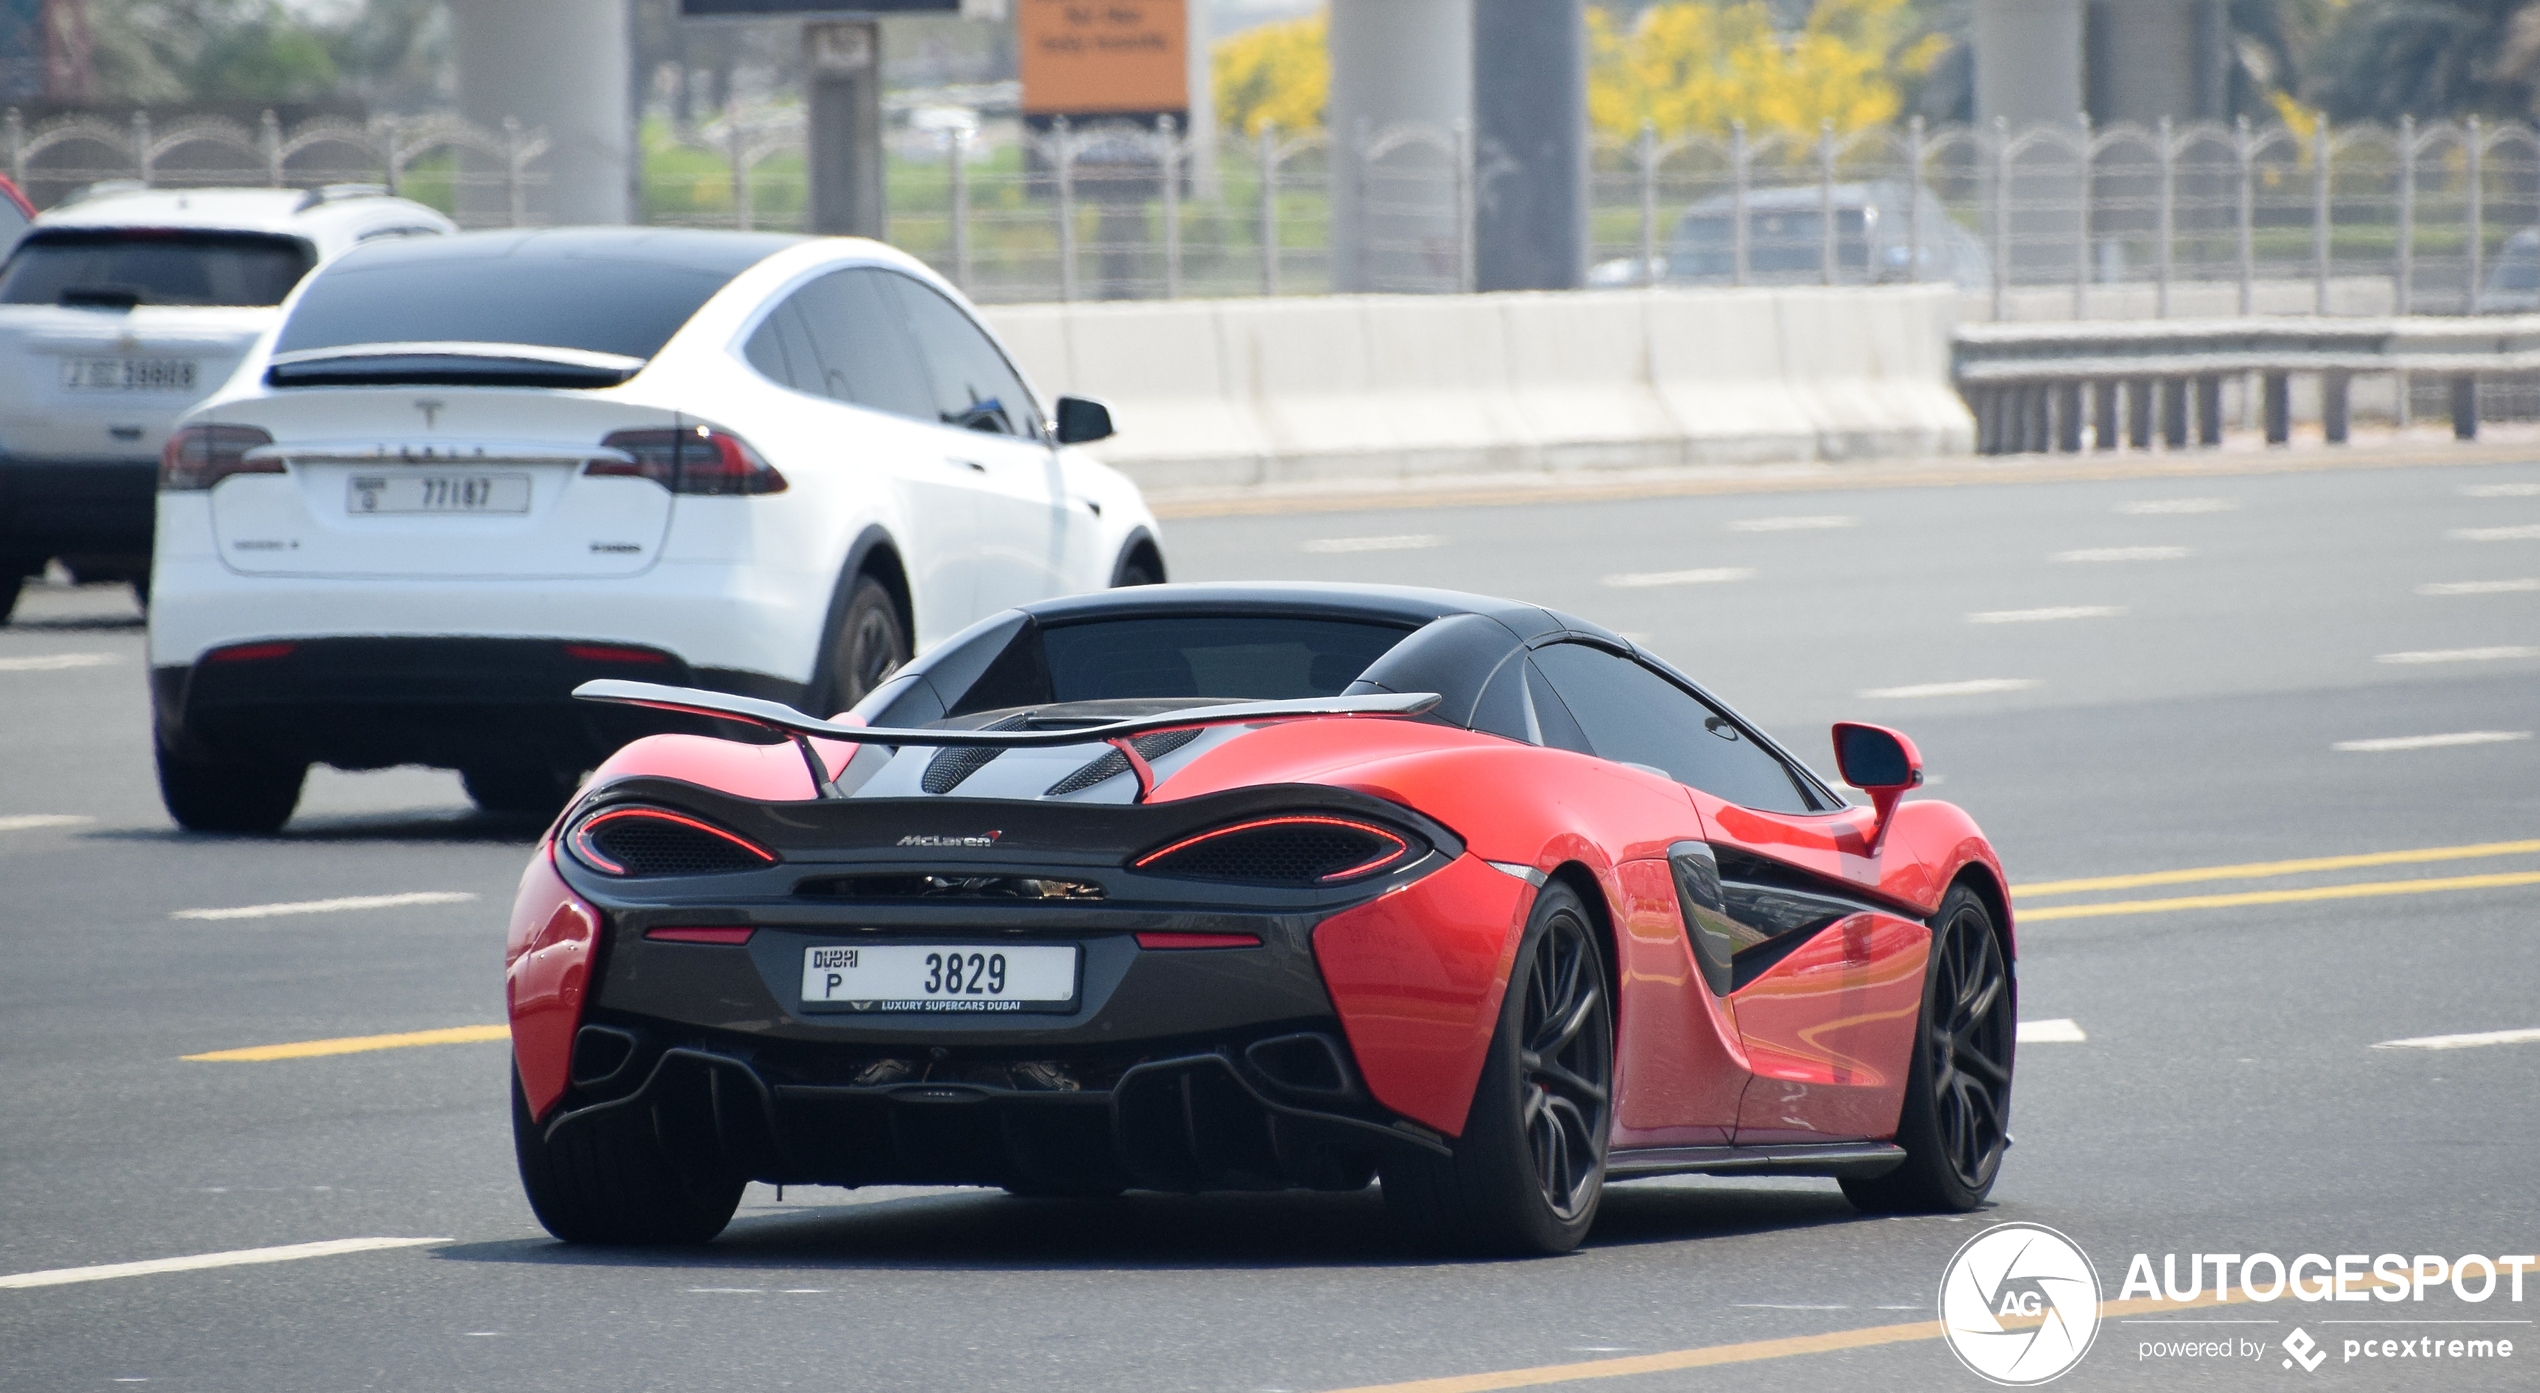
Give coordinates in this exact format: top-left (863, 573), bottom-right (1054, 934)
top-left (801, 943), bottom-right (1078, 1013)
top-left (346, 472), bottom-right (530, 515)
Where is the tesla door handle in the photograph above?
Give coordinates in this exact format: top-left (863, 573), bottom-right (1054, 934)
top-left (945, 457), bottom-right (988, 472)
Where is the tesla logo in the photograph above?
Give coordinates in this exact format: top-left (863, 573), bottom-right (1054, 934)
top-left (1939, 1223), bottom-right (2102, 1384)
top-left (414, 398), bottom-right (445, 429)
top-left (2283, 1328), bottom-right (2326, 1373)
top-left (897, 832), bottom-right (1001, 848)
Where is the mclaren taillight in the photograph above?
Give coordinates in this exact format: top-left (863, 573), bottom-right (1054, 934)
top-left (587, 425), bottom-right (787, 496)
top-left (160, 424), bottom-right (280, 491)
top-left (565, 806), bottom-right (777, 878)
top-left (1133, 815), bottom-right (1418, 887)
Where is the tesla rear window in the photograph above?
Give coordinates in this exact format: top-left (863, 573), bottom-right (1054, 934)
top-left (274, 229), bottom-right (799, 360)
top-left (1042, 617), bottom-right (1411, 702)
top-left (0, 229), bottom-right (314, 307)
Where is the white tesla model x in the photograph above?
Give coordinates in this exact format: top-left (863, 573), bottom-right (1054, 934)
top-left (149, 228), bottom-right (1164, 832)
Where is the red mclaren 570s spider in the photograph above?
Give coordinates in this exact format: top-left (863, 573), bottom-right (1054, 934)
top-left (504, 583), bottom-right (2016, 1255)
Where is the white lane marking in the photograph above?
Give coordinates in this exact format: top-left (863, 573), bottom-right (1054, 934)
top-left (0, 814), bottom-right (91, 832)
top-left (0, 1236), bottom-right (446, 1290)
top-left (2017, 1018), bottom-right (2088, 1044)
top-left (2372, 1026), bottom-right (2540, 1051)
top-left (2420, 578), bottom-right (2540, 595)
top-left (1967, 605), bottom-right (2126, 624)
top-left (2375, 646), bottom-right (2540, 665)
top-left (1601, 566), bottom-right (1756, 588)
top-left (0, 652), bottom-right (119, 673)
top-left (1733, 1303), bottom-right (1851, 1310)
top-left (1728, 515), bottom-right (1857, 532)
top-left (172, 891), bottom-right (478, 922)
top-left (1301, 534), bottom-right (1444, 553)
top-left (2461, 482), bottom-right (2540, 497)
top-left (689, 1287), bottom-right (767, 1294)
top-left (2117, 498), bottom-right (2237, 515)
top-left (2451, 524), bottom-right (2540, 541)
top-left (2335, 731), bottom-right (2533, 753)
top-left (2054, 545), bottom-right (2190, 562)
top-left (1857, 678), bottom-right (2038, 699)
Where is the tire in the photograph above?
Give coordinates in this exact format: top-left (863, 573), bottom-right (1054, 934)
top-left (462, 765), bottom-right (579, 819)
top-left (511, 1070), bottom-right (744, 1245)
top-left (1112, 547), bottom-right (1164, 588)
top-left (1382, 881), bottom-right (1614, 1256)
top-left (155, 740), bottom-right (307, 834)
top-left (0, 571), bottom-right (21, 626)
top-left (812, 575), bottom-right (909, 715)
top-left (1841, 885), bottom-right (2014, 1214)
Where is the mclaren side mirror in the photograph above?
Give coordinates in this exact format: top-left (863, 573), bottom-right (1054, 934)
top-left (1053, 395), bottom-right (1115, 445)
top-left (1832, 721), bottom-right (1922, 851)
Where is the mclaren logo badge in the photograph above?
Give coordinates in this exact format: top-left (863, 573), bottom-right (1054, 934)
top-left (897, 832), bottom-right (1002, 848)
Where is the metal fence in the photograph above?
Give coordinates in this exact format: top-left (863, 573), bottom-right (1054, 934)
top-left (17, 107), bottom-right (2540, 320)
top-left (3, 108), bottom-right (550, 226)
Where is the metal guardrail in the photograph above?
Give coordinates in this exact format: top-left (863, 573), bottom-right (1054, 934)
top-left (1952, 316), bottom-right (2540, 454)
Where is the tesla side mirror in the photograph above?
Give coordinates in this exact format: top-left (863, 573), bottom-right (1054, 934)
top-left (1053, 395), bottom-right (1115, 445)
top-left (1832, 721), bottom-right (1922, 851)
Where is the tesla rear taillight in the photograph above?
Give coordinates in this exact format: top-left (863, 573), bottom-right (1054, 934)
top-left (160, 424), bottom-right (280, 491)
top-left (1134, 815), bottom-right (1417, 886)
top-left (204, 641), bottom-right (297, 663)
top-left (587, 425), bottom-right (787, 496)
top-left (565, 806), bottom-right (777, 878)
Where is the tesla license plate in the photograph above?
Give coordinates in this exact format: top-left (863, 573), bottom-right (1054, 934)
top-left (60, 356), bottom-right (196, 392)
top-left (801, 943), bottom-right (1078, 1013)
top-left (346, 473), bottom-right (531, 515)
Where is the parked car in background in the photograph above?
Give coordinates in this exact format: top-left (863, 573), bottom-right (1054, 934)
top-left (1588, 180), bottom-right (1991, 290)
top-left (0, 175), bottom-right (32, 250)
top-left (0, 183), bottom-right (453, 621)
top-left (2476, 228), bottom-right (2540, 314)
top-left (149, 227), bottom-right (1165, 833)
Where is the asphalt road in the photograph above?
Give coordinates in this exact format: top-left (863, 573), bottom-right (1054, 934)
top-left (4, 455), bottom-right (2537, 1392)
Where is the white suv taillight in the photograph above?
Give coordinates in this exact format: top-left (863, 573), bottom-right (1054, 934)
top-left (160, 424), bottom-right (281, 491)
top-left (587, 425), bottom-right (787, 497)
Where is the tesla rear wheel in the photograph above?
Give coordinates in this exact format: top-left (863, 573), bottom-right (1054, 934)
top-left (511, 1071), bottom-right (744, 1245)
top-left (155, 741), bottom-right (306, 834)
top-left (1841, 885), bottom-right (2013, 1214)
top-left (1382, 881), bottom-right (1613, 1256)
top-left (0, 573), bottom-right (20, 625)
top-left (815, 575), bottom-right (908, 714)
top-left (462, 765), bottom-right (579, 819)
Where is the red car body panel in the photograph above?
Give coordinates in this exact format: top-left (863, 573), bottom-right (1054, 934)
top-left (505, 847), bottom-right (600, 1120)
top-left (1728, 912), bottom-right (1930, 1143)
top-left (1309, 853), bottom-right (1531, 1136)
top-left (1608, 856), bottom-right (1749, 1147)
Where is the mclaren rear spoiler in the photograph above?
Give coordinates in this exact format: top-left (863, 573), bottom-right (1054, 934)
top-left (573, 679), bottom-right (1441, 800)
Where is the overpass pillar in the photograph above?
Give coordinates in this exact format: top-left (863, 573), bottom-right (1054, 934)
top-left (1471, 0), bottom-right (1586, 291)
top-left (1328, 0), bottom-right (1470, 292)
top-left (450, 0), bottom-right (632, 225)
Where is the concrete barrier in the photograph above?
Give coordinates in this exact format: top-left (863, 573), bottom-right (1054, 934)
top-left (981, 285), bottom-right (1974, 491)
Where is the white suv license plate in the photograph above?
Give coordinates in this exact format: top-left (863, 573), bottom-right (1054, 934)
top-left (347, 473), bottom-right (531, 515)
top-left (802, 943), bottom-right (1078, 1013)
top-left (61, 356), bottom-right (196, 392)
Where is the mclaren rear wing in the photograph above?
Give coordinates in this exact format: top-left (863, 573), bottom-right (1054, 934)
top-left (573, 679), bottom-right (1441, 800)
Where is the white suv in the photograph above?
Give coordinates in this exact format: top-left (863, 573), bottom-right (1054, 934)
top-left (0, 184), bottom-right (453, 619)
top-left (150, 227), bottom-right (1165, 832)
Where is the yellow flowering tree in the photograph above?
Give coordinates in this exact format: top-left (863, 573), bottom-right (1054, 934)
top-left (1214, 10), bottom-right (1330, 136)
top-left (1590, 0), bottom-right (1947, 139)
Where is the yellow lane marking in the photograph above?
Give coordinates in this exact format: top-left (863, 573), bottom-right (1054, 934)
top-left (1322, 1290), bottom-right (2250, 1392)
top-left (2012, 838), bottom-right (2540, 897)
top-left (2018, 872), bottom-right (2540, 923)
top-left (184, 1024), bottom-right (507, 1062)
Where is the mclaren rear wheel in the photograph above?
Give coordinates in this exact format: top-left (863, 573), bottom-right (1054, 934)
top-left (1382, 880), bottom-right (1614, 1256)
top-left (155, 740), bottom-right (307, 834)
top-left (1841, 884), bottom-right (2013, 1214)
top-left (511, 1071), bottom-right (744, 1245)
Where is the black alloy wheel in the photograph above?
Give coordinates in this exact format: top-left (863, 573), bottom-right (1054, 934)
top-left (1519, 909), bottom-right (1611, 1223)
top-left (1841, 885), bottom-right (2013, 1213)
top-left (511, 1070), bottom-right (745, 1245)
top-left (818, 575), bottom-right (909, 714)
top-left (1382, 881), bottom-right (1614, 1255)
